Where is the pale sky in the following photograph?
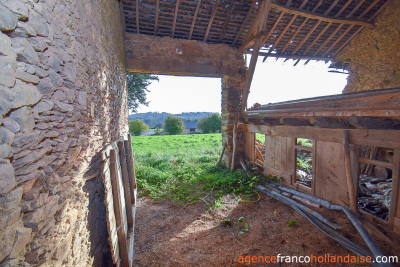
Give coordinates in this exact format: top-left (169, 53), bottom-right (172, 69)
top-left (136, 57), bottom-right (348, 114)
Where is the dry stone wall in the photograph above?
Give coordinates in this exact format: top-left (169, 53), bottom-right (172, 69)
top-left (0, 0), bottom-right (127, 266)
top-left (336, 0), bottom-right (400, 93)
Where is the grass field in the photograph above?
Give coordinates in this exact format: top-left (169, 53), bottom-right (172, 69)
top-left (132, 133), bottom-right (262, 206)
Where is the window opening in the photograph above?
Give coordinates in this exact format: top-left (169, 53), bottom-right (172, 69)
top-left (295, 138), bottom-right (314, 189)
top-left (254, 133), bottom-right (265, 167)
top-left (358, 146), bottom-right (394, 222)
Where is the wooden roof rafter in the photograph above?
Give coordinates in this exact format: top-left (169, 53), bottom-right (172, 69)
top-left (122, 0), bottom-right (390, 63)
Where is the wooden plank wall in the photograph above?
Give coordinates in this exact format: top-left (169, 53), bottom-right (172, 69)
top-left (101, 133), bottom-right (137, 267)
top-left (241, 124), bottom-right (400, 234)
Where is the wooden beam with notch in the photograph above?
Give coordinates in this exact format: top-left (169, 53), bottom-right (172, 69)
top-left (270, 3), bottom-right (374, 28)
top-left (203, 0), bottom-right (219, 42)
top-left (239, 0), bottom-right (272, 51)
top-left (188, 0), bottom-right (201, 40)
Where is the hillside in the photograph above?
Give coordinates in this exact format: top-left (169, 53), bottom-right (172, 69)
top-left (129, 112), bottom-right (217, 128)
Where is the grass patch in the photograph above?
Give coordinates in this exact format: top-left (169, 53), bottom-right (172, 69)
top-left (132, 133), bottom-right (263, 207)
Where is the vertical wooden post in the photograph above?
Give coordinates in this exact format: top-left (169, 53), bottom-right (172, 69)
top-left (124, 139), bottom-right (136, 204)
top-left (127, 133), bottom-right (137, 189)
top-left (342, 130), bottom-right (357, 212)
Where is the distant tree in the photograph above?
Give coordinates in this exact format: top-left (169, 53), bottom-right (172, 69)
top-left (198, 113), bottom-right (222, 133)
top-left (164, 116), bottom-right (185, 135)
top-left (126, 73), bottom-right (159, 113)
top-left (129, 119), bottom-right (149, 136)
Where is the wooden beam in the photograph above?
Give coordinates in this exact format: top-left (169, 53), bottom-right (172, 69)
top-left (260, 11), bottom-right (285, 47)
top-left (251, 51), bottom-right (331, 61)
top-left (171, 0), bottom-right (180, 38)
top-left (242, 38), bottom-right (262, 111)
top-left (219, 4), bottom-right (235, 42)
top-left (188, 0), bottom-right (201, 40)
top-left (322, 24), bottom-right (353, 57)
top-left (368, 0), bottom-right (391, 22)
top-left (270, 3), bottom-right (374, 28)
top-left (343, 130), bottom-right (358, 213)
top-left (349, 116), bottom-right (400, 130)
top-left (336, 0), bottom-right (353, 17)
top-left (119, 2), bottom-right (126, 36)
top-left (346, 0), bottom-right (366, 18)
top-left (359, 157), bottom-right (394, 169)
top-left (332, 25), bottom-right (364, 57)
top-left (232, 1), bottom-right (257, 46)
top-left (312, 23), bottom-right (343, 56)
top-left (155, 0), bottom-right (160, 35)
top-left (280, 117), bottom-right (311, 126)
top-left (203, 0), bottom-right (219, 42)
top-left (358, 0), bottom-right (380, 19)
top-left (309, 117), bottom-right (351, 129)
top-left (281, 18), bottom-right (308, 53)
top-left (302, 22), bottom-right (332, 55)
top-left (135, 0), bottom-right (140, 33)
top-left (292, 21), bottom-right (322, 54)
top-left (324, 0), bottom-right (340, 15)
top-left (239, 0), bottom-right (272, 51)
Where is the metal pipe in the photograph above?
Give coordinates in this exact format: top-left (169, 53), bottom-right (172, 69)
top-left (266, 182), bottom-right (391, 267)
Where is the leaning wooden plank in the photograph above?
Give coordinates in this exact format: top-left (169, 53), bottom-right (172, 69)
top-left (127, 133), bottom-right (137, 190)
top-left (110, 149), bottom-right (130, 267)
top-left (342, 131), bottom-right (357, 213)
top-left (101, 157), bottom-right (120, 265)
top-left (124, 139), bottom-right (136, 204)
top-left (118, 141), bottom-right (134, 228)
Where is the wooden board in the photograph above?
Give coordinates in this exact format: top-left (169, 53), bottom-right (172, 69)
top-left (101, 134), bottom-right (136, 267)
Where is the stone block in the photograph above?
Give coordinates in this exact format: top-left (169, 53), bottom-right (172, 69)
top-left (28, 37), bottom-right (48, 53)
top-left (10, 21), bottom-right (37, 38)
top-left (0, 186), bottom-right (22, 212)
top-left (22, 183), bottom-right (41, 201)
top-left (0, 160), bottom-right (15, 194)
top-left (78, 91), bottom-right (86, 106)
top-left (33, 99), bottom-right (54, 113)
top-left (3, 117), bottom-right (20, 133)
top-left (25, 9), bottom-right (49, 37)
top-left (1, 257), bottom-right (31, 267)
top-left (0, 4), bottom-right (17, 31)
top-left (46, 54), bottom-right (62, 72)
top-left (0, 55), bottom-right (17, 88)
top-left (0, 206), bottom-right (21, 229)
top-left (0, 85), bottom-right (16, 102)
top-left (9, 227), bottom-right (32, 259)
top-left (11, 80), bottom-right (41, 109)
top-left (0, 97), bottom-right (12, 115)
top-left (48, 69), bottom-right (63, 87)
top-left (0, 32), bottom-right (16, 57)
top-left (12, 38), bottom-right (40, 65)
top-left (62, 62), bottom-right (76, 83)
top-left (12, 130), bottom-right (41, 148)
top-left (9, 107), bottom-right (35, 133)
top-left (15, 155), bottom-right (57, 176)
top-left (53, 101), bottom-right (73, 113)
top-left (15, 68), bottom-right (40, 84)
top-left (0, 225), bottom-right (16, 262)
top-left (1, 0), bottom-right (29, 20)
top-left (0, 126), bottom-right (15, 145)
top-left (13, 145), bottom-right (51, 170)
top-left (0, 144), bottom-right (13, 159)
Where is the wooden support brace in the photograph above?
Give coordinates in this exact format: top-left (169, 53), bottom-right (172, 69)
top-left (342, 130), bottom-right (358, 213)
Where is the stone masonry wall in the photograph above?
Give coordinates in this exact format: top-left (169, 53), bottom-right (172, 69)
top-left (0, 0), bottom-right (127, 266)
top-left (335, 0), bottom-right (400, 93)
top-left (221, 76), bottom-right (245, 167)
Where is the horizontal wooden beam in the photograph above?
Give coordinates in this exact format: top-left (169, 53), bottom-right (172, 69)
top-left (240, 124), bottom-right (400, 148)
top-left (270, 3), bottom-right (374, 28)
top-left (248, 51), bottom-right (331, 61)
top-left (358, 157), bottom-right (393, 169)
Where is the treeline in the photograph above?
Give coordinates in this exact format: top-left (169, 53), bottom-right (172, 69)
top-left (129, 112), bottom-right (216, 128)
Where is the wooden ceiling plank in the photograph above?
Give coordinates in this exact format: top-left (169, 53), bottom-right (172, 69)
top-left (171, 0), bottom-right (180, 38)
top-left (260, 11), bottom-right (285, 46)
top-left (264, 13), bottom-right (297, 55)
top-left (336, 0), bottom-right (353, 17)
top-left (252, 51), bottom-right (330, 61)
top-left (219, 4), bottom-right (235, 42)
top-left (189, 0), bottom-right (202, 39)
top-left (321, 25), bottom-right (353, 57)
top-left (232, 1), bottom-right (257, 46)
top-left (270, 3), bottom-right (374, 28)
top-left (291, 20), bottom-right (322, 54)
top-left (239, 0), bottom-right (272, 51)
top-left (135, 0), bottom-right (140, 33)
top-left (333, 26), bottom-right (364, 57)
top-left (281, 17), bottom-right (308, 52)
top-left (312, 0), bottom-right (323, 12)
top-left (368, 0), bottom-right (390, 22)
top-left (312, 23), bottom-right (343, 56)
top-left (302, 22), bottom-right (332, 55)
top-left (346, 0), bottom-right (366, 18)
top-left (324, 0), bottom-right (340, 15)
top-left (203, 0), bottom-right (220, 42)
top-left (358, 0), bottom-right (380, 19)
top-left (155, 0), bottom-right (160, 35)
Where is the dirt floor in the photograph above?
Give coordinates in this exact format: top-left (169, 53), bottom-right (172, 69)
top-left (133, 193), bottom-right (400, 266)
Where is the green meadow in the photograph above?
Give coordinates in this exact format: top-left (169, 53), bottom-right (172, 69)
top-left (131, 133), bottom-right (262, 206)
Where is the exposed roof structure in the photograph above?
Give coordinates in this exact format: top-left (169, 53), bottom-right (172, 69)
top-left (121, 0), bottom-right (389, 61)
